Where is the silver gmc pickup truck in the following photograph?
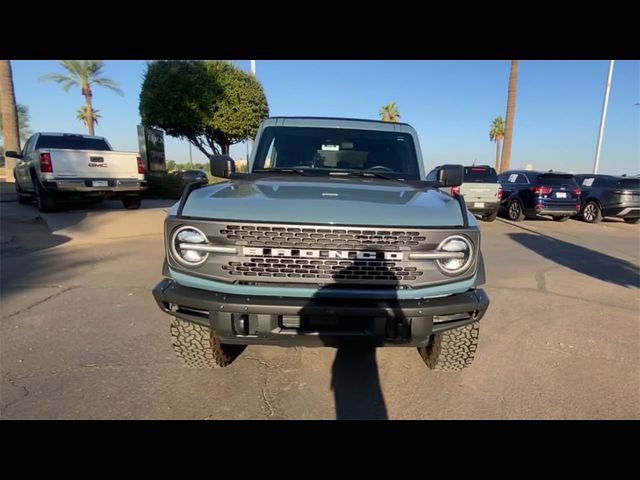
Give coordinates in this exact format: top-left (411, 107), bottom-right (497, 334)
top-left (8, 132), bottom-right (146, 212)
top-left (153, 117), bottom-right (490, 371)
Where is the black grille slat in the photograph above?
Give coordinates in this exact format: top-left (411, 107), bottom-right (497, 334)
top-left (222, 224), bottom-right (427, 251)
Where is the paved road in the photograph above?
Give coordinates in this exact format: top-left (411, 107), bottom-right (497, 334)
top-left (1, 199), bottom-right (639, 419)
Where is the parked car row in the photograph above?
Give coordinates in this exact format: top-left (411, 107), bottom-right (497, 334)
top-left (428, 164), bottom-right (639, 225)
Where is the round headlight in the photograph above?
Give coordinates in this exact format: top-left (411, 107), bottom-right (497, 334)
top-left (170, 226), bottom-right (209, 267)
top-left (436, 235), bottom-right (474, 275)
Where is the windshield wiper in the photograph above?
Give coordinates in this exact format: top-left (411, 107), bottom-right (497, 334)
top-left (329, 170), bottom-right (407, 183)
top-left (252, 168), bottom-right (309, 176)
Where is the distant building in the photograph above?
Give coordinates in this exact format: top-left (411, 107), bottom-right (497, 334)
top-left (524, 164), bottom-right (534, 171)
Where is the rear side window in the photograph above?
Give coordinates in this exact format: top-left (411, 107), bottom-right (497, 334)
top-left (536, 174), bottom-right (578, 187)
top-left (463, 166), bottom-right (498, 183)
top-left (618, 178), bottom-right (640, 189)
top-left (35, 135), bottom-right (112, 151)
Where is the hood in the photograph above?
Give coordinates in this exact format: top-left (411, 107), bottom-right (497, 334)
top-left (178, 176), bottom-right (471, 227)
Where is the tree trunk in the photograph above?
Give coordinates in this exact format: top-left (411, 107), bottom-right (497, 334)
top-left (221, 143), bottom-right (230, 155)
top-left (501, 60), bottom-right (519, 172)
top-left (83, 84), bottom-right (95, 135)
top-left (0, 60), bottom-right (21, 175)
top-left (495, 138), bottom-right (502, 171)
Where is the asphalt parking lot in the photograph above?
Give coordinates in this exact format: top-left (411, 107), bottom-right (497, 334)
top-left (1, 199), bottom-right (639, 419)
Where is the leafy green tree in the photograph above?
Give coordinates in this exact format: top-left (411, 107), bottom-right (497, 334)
top-left (379, 101), bottom-right (401, 122)
top-left (0, 103), bottom-right (32, 145)
top-left (40, 60), bottom-right (123, 135)
top-left (205, 61), bottom-right (269, 154)
top-left (166, 159), bottom-right (177, 172)
top-left (139, 60), bottom-right (269, 157)
top-left (489, 116), bottom-right (505, 171)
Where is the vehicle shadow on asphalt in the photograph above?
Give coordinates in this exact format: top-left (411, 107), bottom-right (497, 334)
top-left (297, 267), bottom-right (409, 420)
top-left (508, 232), bottom-right (640, 289)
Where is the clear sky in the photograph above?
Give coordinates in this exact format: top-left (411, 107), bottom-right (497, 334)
top-left (9, 59), bottom-right (640, 175)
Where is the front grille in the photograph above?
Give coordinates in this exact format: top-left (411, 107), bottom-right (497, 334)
top-left (220, 225), bottom-right (426, 251)
top-left (222, 257), bottom-right (424, 283)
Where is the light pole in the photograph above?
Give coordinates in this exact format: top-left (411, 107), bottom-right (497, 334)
top-left (189, 141), bottom-right (193, 169)
top-left (593, 60), bottom-right (615, 174)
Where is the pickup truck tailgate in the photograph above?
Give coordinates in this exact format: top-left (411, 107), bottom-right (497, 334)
top-left (47, 149), bottom-right (141, 179)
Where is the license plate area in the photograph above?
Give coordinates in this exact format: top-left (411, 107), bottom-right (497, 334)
top-left (474, 202), bottom-right (485, 208)
top-left (92, 180), bottom-right (109, 187)
top-left (555, 192), bottom-right (567, 198)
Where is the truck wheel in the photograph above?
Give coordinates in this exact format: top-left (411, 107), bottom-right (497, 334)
top-left (32, 178), bottom-right (57, 212)
top-left (170, 317), bottom-right (246, 368)
top-left (122, 195), bottom-right (141, 209)
top-left (418, 321), bottom-right (479, 371)
top-left (582, 201), bottom-right (602, 224)
top-left (482, 210), bottom-right (498, 222)
top-left (15, 181), bottom-right (32, 205)
top-left (553, 215), bottom-right (571, 222)
top-left (507, 199), bottom-right (525, 222)
top-left (624, 217), bottom-right (640, 224)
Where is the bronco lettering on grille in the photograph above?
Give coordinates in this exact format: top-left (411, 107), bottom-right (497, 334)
top-left (242, 247), bottom-right (403, 261)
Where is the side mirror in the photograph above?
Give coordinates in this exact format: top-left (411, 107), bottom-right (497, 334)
top-left (210, 155), bottom-right (236, 178)
top-left (434, 164), bottom-right (463, 188)
top-left (4, 150), bottom-right (22, 159)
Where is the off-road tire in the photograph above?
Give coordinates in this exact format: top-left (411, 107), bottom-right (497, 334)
top-left (581, 201), bottom-right (602, 224)
top-left (624, 217), bottom-right (640, 224)
top-left (170, 317), bottom-right (246, 368)
top-left (507, 199), bottom-right (525, 222)
top-left (122, 195), bottom-right (141, 209)
top-left (553, 215), bottom-right (571, 222)
top-left (418, 321), bottom-right (479, 371)
top-left (482, 210), bottom-right (498, 222)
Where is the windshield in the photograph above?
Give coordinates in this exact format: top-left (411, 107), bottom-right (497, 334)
top-left (463, 166), bottom-right (498, 183)
top-left (35, 135), bottom-right (112, 151)
top-left (537, 174), bottom-right (578, 186)
top-left (252, 126), bottom-right (421, 179)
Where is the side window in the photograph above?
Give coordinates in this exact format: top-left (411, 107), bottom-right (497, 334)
top-left (581, 177), bottom-right (595, 187)
top-left (518, 174), bottom-right (530, 184)
top-left (22, 135), bottom-right (35, 156)
top-left (426, 169), bottom-right (438, 181)
top-left (506, 173), bottom-right (519, 183)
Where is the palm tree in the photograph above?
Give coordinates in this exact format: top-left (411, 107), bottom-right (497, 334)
top-left (39, 60), bottom-right (123, 135)
top-left (500, 60), bottom-right (519, 172)
top-left (0, 60), bottom-right (21, 173)
top-left (379, 102), bottom-right (401, 122)
top-left (76, 105), bottom-right (101, 128)
top-left (0, 103), bottom-right (32, 145)
top-left (489, 116), bottom-right (505, 171)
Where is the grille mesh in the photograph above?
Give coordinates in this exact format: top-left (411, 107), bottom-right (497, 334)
top-left (222, 257), bottom-right (423, 282)
top-left (221, 225), bottom-right (426, 251)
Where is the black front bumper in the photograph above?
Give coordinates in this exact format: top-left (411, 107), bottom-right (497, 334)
top-left (152, 278), bottom-right (490, 347)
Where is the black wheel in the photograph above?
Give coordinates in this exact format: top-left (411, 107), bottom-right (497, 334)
top-left (170, 317), bottom-right (246, 368)
top-left (15, 181), bottom-right (32, 205)
top-left (482, 210), bottom-right (498, 222)
top-left (553, 215), bottom-right (571, 222)
top-left (581, 201), bottom-right (602, 224)
top-left (418, 321), bottom-right (479, 371)
top-left (32, 177), bottom-right (57, 212)
top-left (624, 217), bottom-right (640, 224)
top-left (122, 195), bottom-right (141, 209)
top-left (507, 199), bottom-right (525, 222)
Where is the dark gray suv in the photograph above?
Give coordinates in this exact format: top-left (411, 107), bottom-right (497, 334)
top-left (574, 174), bottom-right (640, 224)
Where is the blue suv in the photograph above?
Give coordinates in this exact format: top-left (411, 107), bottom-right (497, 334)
top-left (497, 170), bottom-right (581, 222)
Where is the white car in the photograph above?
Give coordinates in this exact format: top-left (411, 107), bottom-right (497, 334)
top-left (8, 132), bottom-right (146, 212)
